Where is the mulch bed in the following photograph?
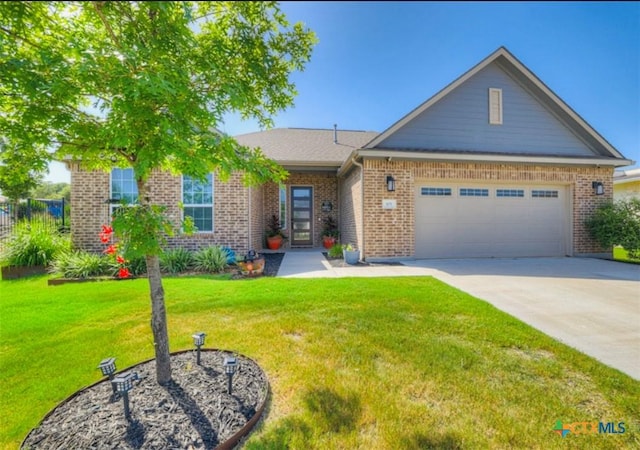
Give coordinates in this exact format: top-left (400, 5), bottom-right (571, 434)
top-left (22, 351), bottom-right (269, 450)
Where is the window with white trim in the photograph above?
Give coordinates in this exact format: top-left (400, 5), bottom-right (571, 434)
top-left (110, 168), bottom-right (138, 214)
top-left (489, 88), bottom-right (503, 125)
top-left (183, 174), bottom-right (214, 232)
top-left (421, 187), bottom-right (452, 196)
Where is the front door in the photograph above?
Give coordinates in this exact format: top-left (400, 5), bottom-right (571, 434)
top-left (291, 186), bottom-right (313, 246)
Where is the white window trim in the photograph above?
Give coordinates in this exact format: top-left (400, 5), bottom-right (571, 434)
top-left (182, 173), bottom-right (215, 233)
top-left (489, 88), bottom-right (503, 125)
top-left (110, 168), bottom-right (138, 215)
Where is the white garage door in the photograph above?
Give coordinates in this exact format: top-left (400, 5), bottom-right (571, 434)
top-left (415, 182), bottom-right (569, 258)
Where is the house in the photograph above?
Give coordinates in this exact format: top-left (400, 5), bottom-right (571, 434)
top-left (613, 168), bottom-right (640, 200)
top-left (67, 47), bottom-right (633, 259)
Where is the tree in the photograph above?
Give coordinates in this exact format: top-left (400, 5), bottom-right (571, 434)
top-left (31, 181), bottom-right (71, 201)
top-left (1, 1), bottom-right (316, 384)
top-left (586, 198), bottom-right (640, 259)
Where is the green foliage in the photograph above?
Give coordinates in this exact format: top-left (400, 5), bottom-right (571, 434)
top-left (193, 246), bottom-right (229, 273)
top-left (0, 219), bottom-right (71, 267)
top-left (266, 214), bottom-right (286, 238)
top-left (343, 243), bottom-right (356, 252)
top-left (322, 215), bottom-right (339, 238)
top-left (0, 138), bottom-right (46, 202)
top-left (49, 251), bottom-right (115, 279)
top-left (126, 254), bottom-right (148, 276)
top-left (111, 204), bottom-right (175, 258)
top-left (1, 0), bottom-right (315, 383)
top-left (586, 198), bottom-right (640, 258)
top-left (30, 182), bottom-right (71, 201)
top-left (160, 248), bottom-right (194, 274)
top-left (328, 243), bottom-right (344, 258)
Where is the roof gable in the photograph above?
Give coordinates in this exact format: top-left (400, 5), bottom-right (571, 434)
top-left (364, 47), bottom-right (626, 161)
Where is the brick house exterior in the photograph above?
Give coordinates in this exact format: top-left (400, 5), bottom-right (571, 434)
top-left (67, 47), bottom-right (632, 260)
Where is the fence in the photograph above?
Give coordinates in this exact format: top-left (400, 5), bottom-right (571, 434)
top-left (0, 198), bottom-right (70, 242)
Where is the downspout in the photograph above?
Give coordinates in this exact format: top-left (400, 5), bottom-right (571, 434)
top-left (351, 155), bottom-right (365, 261)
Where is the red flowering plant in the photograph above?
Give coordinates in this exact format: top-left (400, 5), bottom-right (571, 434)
top-left (99, 224), bottom-right (131, 278)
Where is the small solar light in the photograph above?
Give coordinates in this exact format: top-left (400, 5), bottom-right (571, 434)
top-left (112, 372), bottom-right (138, 420)
top-left (98, 357), bottom-right (117, 395)
top-left (223, 356), bottom-right (238, 394)
top-left (192, 332), bottom-right (206, 365)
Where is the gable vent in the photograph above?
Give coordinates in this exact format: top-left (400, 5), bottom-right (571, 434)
top-left (489, 88), bottom-right (503, 125)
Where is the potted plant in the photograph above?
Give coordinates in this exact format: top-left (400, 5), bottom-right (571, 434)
top-left (322, 215), bottom-right (340, 249)
top-left (265, 214), bottom-right (287, 250)
top-left (342, 243), bottom-right (360, 265)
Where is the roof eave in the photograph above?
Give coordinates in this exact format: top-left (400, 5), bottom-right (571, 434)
top-left (356, 149), bottom-right (634, 168)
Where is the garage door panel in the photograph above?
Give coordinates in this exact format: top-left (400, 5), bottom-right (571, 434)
top-left (415, 182), bottom-right (568, 258)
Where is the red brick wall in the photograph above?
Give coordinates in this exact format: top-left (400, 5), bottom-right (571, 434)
top-left (339, 165), bottom-right (363, 251)
top-left (69, 165), bottom-right (254, 255)
top-left (362, 159), bottom-right (613, 258)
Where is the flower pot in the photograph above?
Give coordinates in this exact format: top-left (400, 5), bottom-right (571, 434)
top-left (322, 236), bottom-right (336, 250)
top-left (343, 249), bottom-right (360, 265)
top-left (237, 257), bottom-right (265, 276)
top-left (266, 235), bottom-right (283, 250)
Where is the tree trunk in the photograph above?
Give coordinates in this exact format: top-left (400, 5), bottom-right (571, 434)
top-left (137, 178), bottom-right (172, 384)
top-left (146, 253), bottom-right (172, 384)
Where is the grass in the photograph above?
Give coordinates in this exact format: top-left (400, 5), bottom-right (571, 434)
top-left (613, 247), bottom-right (640, 264)
top-left (1, 275), bottom-right (639, 449)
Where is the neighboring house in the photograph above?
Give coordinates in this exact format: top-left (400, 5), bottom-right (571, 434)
top-left (613, 168), bottom-right (640, 200)
top-left (67, 47), bottom-right (633, 259)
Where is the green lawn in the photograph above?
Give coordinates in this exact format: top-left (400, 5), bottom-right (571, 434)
top-left (614, 247), bottom-right (640, 264)
top-left (1, 275), bottom-right (638, 449)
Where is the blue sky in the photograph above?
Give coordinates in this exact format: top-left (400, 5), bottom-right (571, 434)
top-left (47, 1), bottom-right (639, 182)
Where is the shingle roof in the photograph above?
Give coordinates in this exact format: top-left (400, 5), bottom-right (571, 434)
top-left (234, 128), bottom-right (379, 166)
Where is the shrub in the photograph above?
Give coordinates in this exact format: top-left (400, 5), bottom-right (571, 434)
top-left (193, 246), bottom-right (229, 273)
top-left (126, 254), bottom-right (147, 276)
top-left (586, 198), bottom-right (640, 259)
top-left (328, 243), bottom-right (343, 258)
top-left (160, 248), bottom-right (193, 274)
top-left (220, 246), bottom-right (236, 265)
top-left (49, 251), bottom-right (115, 278)
top-left (0, 219), bottom-right (71, 267)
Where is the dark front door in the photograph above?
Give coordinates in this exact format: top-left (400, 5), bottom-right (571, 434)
top-left (291, 186), bottom-right (313, 246)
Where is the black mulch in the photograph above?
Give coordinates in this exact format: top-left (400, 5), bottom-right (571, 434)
top-left (261, 253), bottom-right (284, 277)
top-left (322, 253), bottom-right (406, 268)
top-left (21, 351), bottom-right (268, 450)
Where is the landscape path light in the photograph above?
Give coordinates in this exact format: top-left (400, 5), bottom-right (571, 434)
top-left (223, 356), bottom-right (238, 394)
top-left (98, 357), bottom-right (118, 395)
top-left (112, 372), bottom-right (139, 421)
top-left (192, 332), bottom-right (206, 365)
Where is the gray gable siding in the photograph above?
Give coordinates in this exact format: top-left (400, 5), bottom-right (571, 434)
top-left (377, 62), bottom-right (594, 156)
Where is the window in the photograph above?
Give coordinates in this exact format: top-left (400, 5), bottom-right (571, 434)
top-left (460, 188), bottom-right (489, 197)
top-left (279, 185), bottom-right (287, 230)
top-left (496, 189), bottom-right (524, 198)
top-left (421, 187), bottom-right (452, 196)
top-left (532, 190), bottom-right (558, 198)
top-left (110, 168), bottom-right (138, 214)
top-left (489, 88), bottom-right (503, 125)
top-left (183, 174), bottom-right (214, 232)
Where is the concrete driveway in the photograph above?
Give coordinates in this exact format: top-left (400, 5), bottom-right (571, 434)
top-left (403, 257), bottom-right (640, 380)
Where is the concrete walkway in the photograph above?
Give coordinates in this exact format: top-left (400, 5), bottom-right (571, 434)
top-left (277, 252), bottom-right (640, 380)
top-left (276, 249), bottom-right (434, 278)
